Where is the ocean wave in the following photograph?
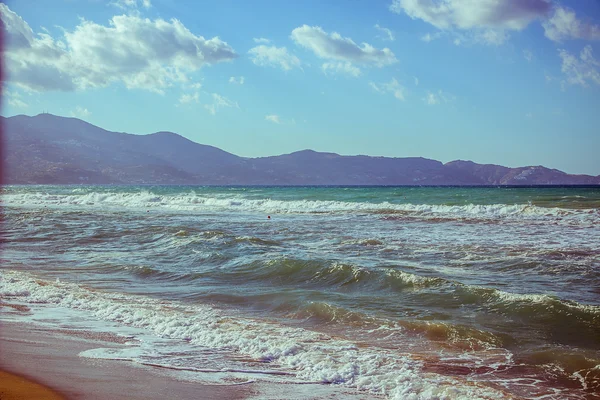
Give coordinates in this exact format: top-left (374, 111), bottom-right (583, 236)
top-left (288, 301), bottom-right (507, 352)
top-left (123, 265), bottom-right (176, 279)
top-left (462, 286), bottom-right (600, 316)
top-left (199, 259), bottom-right (450, 292)
top-left (0, 270), bottom-right (508, 399)
top-left (292, 301), bottom-right (384, 326)
top-left (398, 320), bottom-right (507, 350)
top-left (153, 257), bottom-right (600, 346)
top-left (454, 285), bottom-right (600, 349)
top-left (384, 270), bottom-right (446, 289)
top-left (3, 190), bottom-right (598, 223)
top-left (207, 259), bottom-right (372, 289)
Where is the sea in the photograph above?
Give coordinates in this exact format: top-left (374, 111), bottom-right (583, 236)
top-left (1, 185), bottom-right (599, 399)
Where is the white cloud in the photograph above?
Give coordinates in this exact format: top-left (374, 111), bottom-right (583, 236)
top-left (8, 97), bottom-right (29, 108)
top-left (189, 82), bottom-right (203, 90)
top-left (558, 45), bottom-right (600, 87)
top-left (0, 4), bottom-right (76, 91)
top-left (291, 25), bottom-right (397, 69)
top-left (394, 1), bottom-right (600, 46)
top-left (390, 0), bottom-right (550, 30)
top-left (375, 24), bottom-right (395, 41)
top-left (110, 0), bottom-right (151, 10)
top-left (178, 92), bottom-right (199, 104)
top-left (453, 38), bottom-right (461, 46)
top-left (70, 106), bottom-right (91, 118)
top-left (422, 89), bottom-right (454, 105)
top-left (5, 90), bottom-right (28, 108)
top-left (229, 76), bottom-right (245, 84)
top-left (544, 72), bottom-right (557, 82)
top-left (421, 32), bottom-right (443, 42)
top-left (264, 114), bottom-right (297, 124)
top-left (414, 76), bottom-right (419, 86)
top-left (265, 114), bottom-right (281, 124)
top-left (475, 29), bottom-right (509, 45)
top-left (391, 0), bottom-right (551, 45)
top-left (543, 6), bottom-right (600, 42)
top-left (0, 4), bottom-right (236, 93)
top-left (424, 92), bottom-right (439, 105)
top-left (322, 62), bottom-right (361, 77)
top-left (370, 78), bottom-right (406, 101)
top-left (523, 49), bottom-right (533, 62)
top-left (204, 93), bottom-right (238, 115)
top-left (253, 37), bottom-right (271, 44)
top-left (248, 45), bottom-right (302, 71)
top-left (63, 15), bottom-right (236, 92)
top-left (111, 0), bottom-right (135, 9)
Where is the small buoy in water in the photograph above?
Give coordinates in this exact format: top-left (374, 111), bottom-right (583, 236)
top-left (147, 210), bottom-right (149, 212)
top-left (267, 215), bottom-right (271, 219)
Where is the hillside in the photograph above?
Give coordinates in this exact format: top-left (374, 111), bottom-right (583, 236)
top-left (3, 114), bottom-right (599, 185)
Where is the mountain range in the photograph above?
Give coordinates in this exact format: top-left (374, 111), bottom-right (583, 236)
top-left (2, 114), bottom-right (599, 185)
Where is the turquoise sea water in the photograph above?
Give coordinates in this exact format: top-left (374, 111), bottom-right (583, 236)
top-left (1, 185), bottom-right (599, 399)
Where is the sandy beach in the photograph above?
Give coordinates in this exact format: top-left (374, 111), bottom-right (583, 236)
top-left (0, 320), bottom-right (254, 400)
top-left (0, 369), bottom-right (65, 400)
top-left (0, 316), bottom-right (374, 400)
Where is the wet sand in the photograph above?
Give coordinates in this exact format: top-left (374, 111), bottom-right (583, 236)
top-left (0, 320), bottom-right (373, 399)
top-left (0, 321), bottom-right (254, 400)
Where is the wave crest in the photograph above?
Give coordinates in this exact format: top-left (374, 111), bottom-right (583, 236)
top-left (3, 189), bottom-right (598, 224)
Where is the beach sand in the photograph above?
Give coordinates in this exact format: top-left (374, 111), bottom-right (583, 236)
top-left (0, 369), bottom-right (65, 400)
top-left (0, 320), bottom-right (254, 400)
top-left (0, 318), bottom-right (374, 400)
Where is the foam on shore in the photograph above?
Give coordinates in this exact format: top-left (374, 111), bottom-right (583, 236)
top-left (0, 270), bottom-right (508, 399)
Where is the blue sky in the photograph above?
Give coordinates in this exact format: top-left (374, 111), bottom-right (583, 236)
top-left (2, 0), bottom-right (600, 175)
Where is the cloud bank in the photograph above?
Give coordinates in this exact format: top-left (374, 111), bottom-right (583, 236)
top-left (0, 4), bottom-right (236, 93)
top-left (390, 0), bottom-right (600, 45)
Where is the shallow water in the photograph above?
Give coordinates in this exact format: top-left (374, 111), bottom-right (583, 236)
top-left (1, 185), bottom-right (599, 399)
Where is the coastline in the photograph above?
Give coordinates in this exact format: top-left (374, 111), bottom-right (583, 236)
top-left (3, 185), bottom-right (598, 399)
top-left (0, 320), bottom-right (254, 400)
top-left (0, 318), bottom-right (375, 400)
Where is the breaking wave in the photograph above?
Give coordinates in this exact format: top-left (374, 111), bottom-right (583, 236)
top-left (3, 189), bottom-right (598, 224)
top-left (0, 270), bottom-right (507, 399)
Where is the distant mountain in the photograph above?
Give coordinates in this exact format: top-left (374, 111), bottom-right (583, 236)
top-left (443, 160), bottom-right (599, 185)
top-left (2, 114), bottom-right (599, 185)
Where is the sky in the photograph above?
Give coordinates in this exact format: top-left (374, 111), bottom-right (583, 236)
top-left (1, 0), bottom-right (600, 175)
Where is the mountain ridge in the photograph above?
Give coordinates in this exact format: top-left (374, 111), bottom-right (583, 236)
top-left (2, 114), bottom-right (599, 185)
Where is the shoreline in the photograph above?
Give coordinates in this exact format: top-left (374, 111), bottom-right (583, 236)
top-left (0, 319), bottom-right (374, 399)
top-left (0, 320), bottom-right (254, 400)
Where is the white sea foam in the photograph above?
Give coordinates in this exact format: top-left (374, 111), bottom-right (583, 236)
top-left (385, 270), bottom-right (441, 288)
top-left (3, 190), bottom-right (597, 224)
top-left (483, 287), bottom-right (600, 315)
top-left (0, 270), bottom-right (508, 399)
